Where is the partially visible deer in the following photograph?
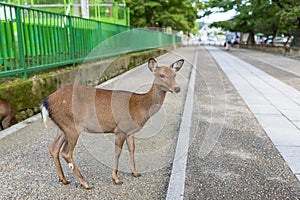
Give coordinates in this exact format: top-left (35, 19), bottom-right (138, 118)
top-left (40, 58), bottom-right (184, 189)
top-left (0, 97), bottom-right (18, 130)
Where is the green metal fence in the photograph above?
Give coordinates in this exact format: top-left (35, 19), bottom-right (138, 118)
top-left (0, 2), bottom-right (181, 78)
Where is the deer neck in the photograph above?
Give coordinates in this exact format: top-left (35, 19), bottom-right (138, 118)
top-left (144, 83), bottom-right (167, 117)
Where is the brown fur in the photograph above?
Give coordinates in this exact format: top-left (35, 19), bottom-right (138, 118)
top-left (41, 58), bottom-right (184, 189)
top-left (0, 97), bottom-right (18, 130)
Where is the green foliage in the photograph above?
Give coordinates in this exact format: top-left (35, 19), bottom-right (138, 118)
top-left (203, 0), bottom-right (300, 45)
top-left (11, 0), bottom-right (199, 32)
top-left (125, 0), bottom-right (198, 32)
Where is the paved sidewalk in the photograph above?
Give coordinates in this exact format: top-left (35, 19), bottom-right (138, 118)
top-left (226, 47), bottom-right (300, 91)
top-left (207, 45), bottom-right (300, 180)
top-left (228, 47), bottom-right (300, 77)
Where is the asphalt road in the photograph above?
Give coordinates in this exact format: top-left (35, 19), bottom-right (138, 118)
top-left (1, 46), bottom-right (300, 199)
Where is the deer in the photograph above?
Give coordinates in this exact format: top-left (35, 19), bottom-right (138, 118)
top-left (40, 58), bottom-right (184, 189)
top-left (0, 97), bottom-right (18, 131)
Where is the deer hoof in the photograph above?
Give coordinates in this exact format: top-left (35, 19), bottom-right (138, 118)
top-left (113, 179), bottom-right (123, 185)
top-left (84, 186), bottom-right (94, 190)
top-left (132, 172), bottom-right (141, 177)
top-left (60, 179), bottom-right (70, 185)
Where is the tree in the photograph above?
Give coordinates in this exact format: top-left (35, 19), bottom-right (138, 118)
top-left (125, 0), bottom-right (199, 32)
top-left (272, 0), bottom-right (300, 46)
top-left (204, 0), bottom-right (279, 44)
top-left (202, 0), bottom-right (300, 46)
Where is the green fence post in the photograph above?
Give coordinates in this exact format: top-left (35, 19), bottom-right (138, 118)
top-left (15, 6), bottom-right (26, 78)
top-left (68, 16), bottom-right (75, 67)
top-left (126, 7), bottom-right (130, 26)
top-left (0, 20), bottom-right (6, 69)
top-left (113, 2), bottom-right (118, 24)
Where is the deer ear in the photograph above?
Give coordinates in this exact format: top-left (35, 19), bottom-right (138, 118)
top-left (170, 59), bottom-right (184, 72)
top-left (148, 58), bottom-right (158, 72)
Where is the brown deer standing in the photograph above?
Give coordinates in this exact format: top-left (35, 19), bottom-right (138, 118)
top-left (40, 58), bottom-right (184, 189)
top-left (0, 97), bottom-right (18, 130)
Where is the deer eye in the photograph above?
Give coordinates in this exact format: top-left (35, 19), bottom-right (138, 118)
top-left (160, 74), bottom-right (165, 78)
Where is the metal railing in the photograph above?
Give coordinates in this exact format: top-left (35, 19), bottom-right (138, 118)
top-left (6, 0), bottom-right (130, 26)
top-left (0, 2), bottom-right (181, 78)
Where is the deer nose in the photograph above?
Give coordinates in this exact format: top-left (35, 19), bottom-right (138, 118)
top-left (174, 87), bottom-right (180, 93)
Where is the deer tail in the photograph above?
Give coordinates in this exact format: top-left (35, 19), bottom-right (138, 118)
top-left (40, 98), bottom-right (49, 129)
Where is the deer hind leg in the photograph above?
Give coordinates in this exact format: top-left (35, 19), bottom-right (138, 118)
top-left (49, 129), bottom-right (68, 185)
top-left (126, 135), bottom-right (141, 177)
top-left (0, 121), bottom-right (3, 130)
top-left (112, 131), bottom-right (127, 185)
top-left (61, 129), bottom-right (90, 189)
top-left (1, 115), bottom-right (13, 129)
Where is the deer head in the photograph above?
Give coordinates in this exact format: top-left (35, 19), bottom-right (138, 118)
top-left (148, 58), bottom-right (184, 93)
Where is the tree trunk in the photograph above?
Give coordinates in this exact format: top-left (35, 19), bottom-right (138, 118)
top-left (291, 30), bottom-right (300, 47)
top-left (144, 1), bottom-right (154, 27)
top-left (247, 31), bottom-right (255, 45)
top-left (291, 17), bottom-right (300, 47)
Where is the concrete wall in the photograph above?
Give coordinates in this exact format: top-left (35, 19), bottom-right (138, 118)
top-left (0, 46), bottom-right (177, 121)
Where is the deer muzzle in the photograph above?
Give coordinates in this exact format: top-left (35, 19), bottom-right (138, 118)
top-left (174, 87), bottom-right (180, 93)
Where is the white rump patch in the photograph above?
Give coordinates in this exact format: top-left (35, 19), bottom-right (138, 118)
top-left (41, 105), bottom-right (49, 128)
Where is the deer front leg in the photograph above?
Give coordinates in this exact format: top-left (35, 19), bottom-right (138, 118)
top-left (112, 131), bottom-right (126, 185)
top-left (126, 135), bottom-right (141, 177)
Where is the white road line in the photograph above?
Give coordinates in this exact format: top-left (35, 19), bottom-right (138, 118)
top-left (166, 47), bottom-right (198, 200)
top-left (96, 62), bottom-right (145, 88)
top-left (97, 53), bottom-right (171, 88)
